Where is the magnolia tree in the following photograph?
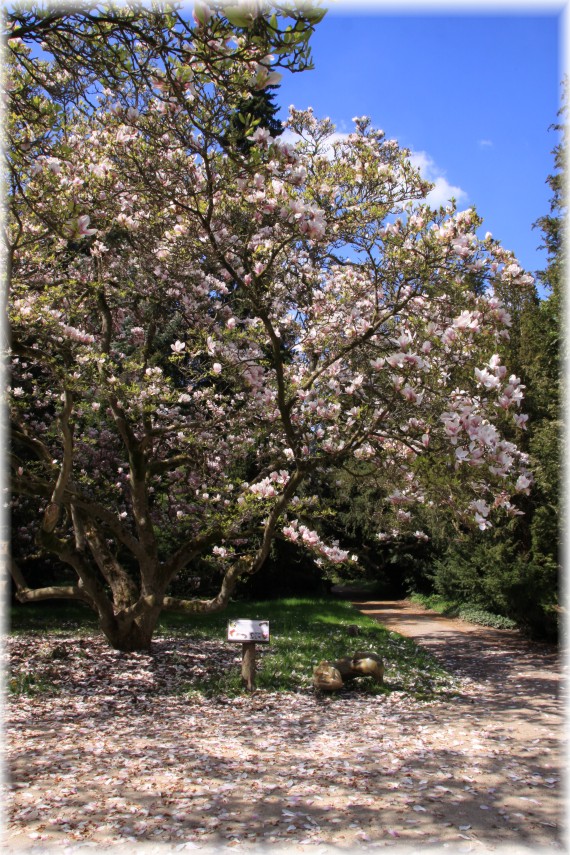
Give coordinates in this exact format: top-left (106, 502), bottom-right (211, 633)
top-left (7, 3), bottom-right (534, 650)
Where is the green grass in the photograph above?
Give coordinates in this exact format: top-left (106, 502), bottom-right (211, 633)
top-left (7, 670), bottom-right (59, 696)
top-left (157, 596), bottom-right (462, 698)
top-left (409, 592), bottom-right (517, 630)
top-left (9, 597), bottom-right (461, 700)
top-left (9, 600), bottom-right (99, 634)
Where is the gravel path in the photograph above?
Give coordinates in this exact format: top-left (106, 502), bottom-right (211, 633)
top-left (4, 601), bottom-right (566, 855)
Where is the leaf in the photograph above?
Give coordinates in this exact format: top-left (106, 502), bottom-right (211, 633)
top-left (223, 6), bottom-right (253, 28)
top-left (304, 7), bottom-right (327, 25)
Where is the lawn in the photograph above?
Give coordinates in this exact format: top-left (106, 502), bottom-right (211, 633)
top-left (8, 596), bottom-right (460, 700)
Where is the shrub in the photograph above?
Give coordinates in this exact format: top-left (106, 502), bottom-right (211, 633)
top-left (430, 536), bottom-right (559, 640)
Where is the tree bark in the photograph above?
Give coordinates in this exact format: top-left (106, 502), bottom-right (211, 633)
top-left (104, 606), bottom-right (163, 652)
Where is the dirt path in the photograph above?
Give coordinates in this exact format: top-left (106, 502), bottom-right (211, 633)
top-left (351, 598), bottom-right (563, 736)
top-left (4, 602), bottom-right (566, 854)
top-left (352, 598), bottom-right (566, 843)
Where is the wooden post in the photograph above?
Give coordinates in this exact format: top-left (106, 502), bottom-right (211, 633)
top-left (241, 642), bottom-right (256, 691)
top-left (228, 620), bottom-right (268, 691)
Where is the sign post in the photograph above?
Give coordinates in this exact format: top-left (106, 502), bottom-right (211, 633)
top-left (227, 619), bottom-right (270, 692)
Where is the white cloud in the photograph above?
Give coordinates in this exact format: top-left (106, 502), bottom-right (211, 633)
top-left (479, 139), bottom-right (493, 148)
top-left (409, 150), bottom-right (467, 207)
top-left (278, 128), bottom-right (301, 146)
top-left (279, 128), bottom-right (350, 160)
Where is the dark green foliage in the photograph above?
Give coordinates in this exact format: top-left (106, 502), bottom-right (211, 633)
top-left (533, 84), bottom-right (566, 295)
top-left (409, 593), bottom-right (517, 630)
top-left (238, 538), bottom-right (332, 598)
top-left (8, 555), bottom-right (76, 599)
top-left (307, 466), bottom-right (436, 597)
top-left (429, 534), bottom-right (559, 640)
top-left (166, 539), bottom-right (330, 601)
top-left (222, 85), bottom-right (284, 152)
top-left (8, 670), bottom-right (58, 696)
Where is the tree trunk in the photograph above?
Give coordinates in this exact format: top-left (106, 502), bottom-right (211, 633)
top-left (103, 607), bottom-right (163, 652)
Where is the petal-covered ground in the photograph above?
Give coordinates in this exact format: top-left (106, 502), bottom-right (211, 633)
top-left (4, 608), bottom-right (564, 854)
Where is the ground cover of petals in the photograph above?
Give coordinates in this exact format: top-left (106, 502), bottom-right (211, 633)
top-left (5, 617), bottom-right (564, 855)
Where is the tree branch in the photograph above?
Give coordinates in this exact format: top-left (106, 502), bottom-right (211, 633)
top-left (9, 557), bottom-right (95, 606)
top-left (42, 388), bottom-right (74, 534)
top-left (14, 585), bottom-right (93, 605)
top-left (82, 518), bottom-right (140, 610)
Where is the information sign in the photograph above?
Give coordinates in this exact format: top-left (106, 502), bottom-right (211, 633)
top-left (227, 619), bottom-right (270, 643)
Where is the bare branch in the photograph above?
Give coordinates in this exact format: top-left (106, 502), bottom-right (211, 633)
top-left (82, 519), bottom-right (139, 609)
top-left (9, 557), bottom-right (95, 606)
top-left (15, 585), bottom-right (93, 605)
top-left (162, 563), bottom-right (241, 615)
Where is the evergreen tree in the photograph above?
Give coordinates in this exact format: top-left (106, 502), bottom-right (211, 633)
top-left (222, 85), bottom-right (284, 153)
top-left (523, 84), bottom-right (566, 587)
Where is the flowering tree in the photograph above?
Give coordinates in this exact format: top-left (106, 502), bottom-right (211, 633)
top-left (7, 4), bottom-right (534, 650)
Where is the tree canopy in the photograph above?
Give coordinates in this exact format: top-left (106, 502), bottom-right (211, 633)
top-left (7, 3), bottom-right (535, 650)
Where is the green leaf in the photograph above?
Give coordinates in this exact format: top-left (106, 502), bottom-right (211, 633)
top-left (224, 6), bottom-right (253, 28)
top-left (304, 8), bottom-right (327, 25)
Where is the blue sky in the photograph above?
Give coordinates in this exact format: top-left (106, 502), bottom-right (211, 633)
top-left (275, 4), bottom-right (563, 292)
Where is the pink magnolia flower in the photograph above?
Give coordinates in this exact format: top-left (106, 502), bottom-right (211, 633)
top-left (471, 499), bottom-right (490, 518)
top-left (64, 215), bottom-right (97, 239)
top-left (475, 367), bottom-right (501, 390)
top-left (515, 474), bottom-right (532, 493)
top-left (401, 385), bottom-right (420, 403)
top-left (454, 311), bottom-right (480, 331)
top-left (193, 2), bottom-right (212, 26)
top-left (77, 215), bottom-right (97, 236)
top-left (386, 352), bottom-right (406, 369)
top-left (488, 353), bottom-right (502, 370)
top-left (514, 413), bottom-right (529, 429)
top-left (61, 324), bottom-right (95, 344)
top-left (441, 327), bottom-right (458, 345)
top-left (250, 126), bottom-right (271, 146)
top-left (299, 525), bottom-right (320, 546)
